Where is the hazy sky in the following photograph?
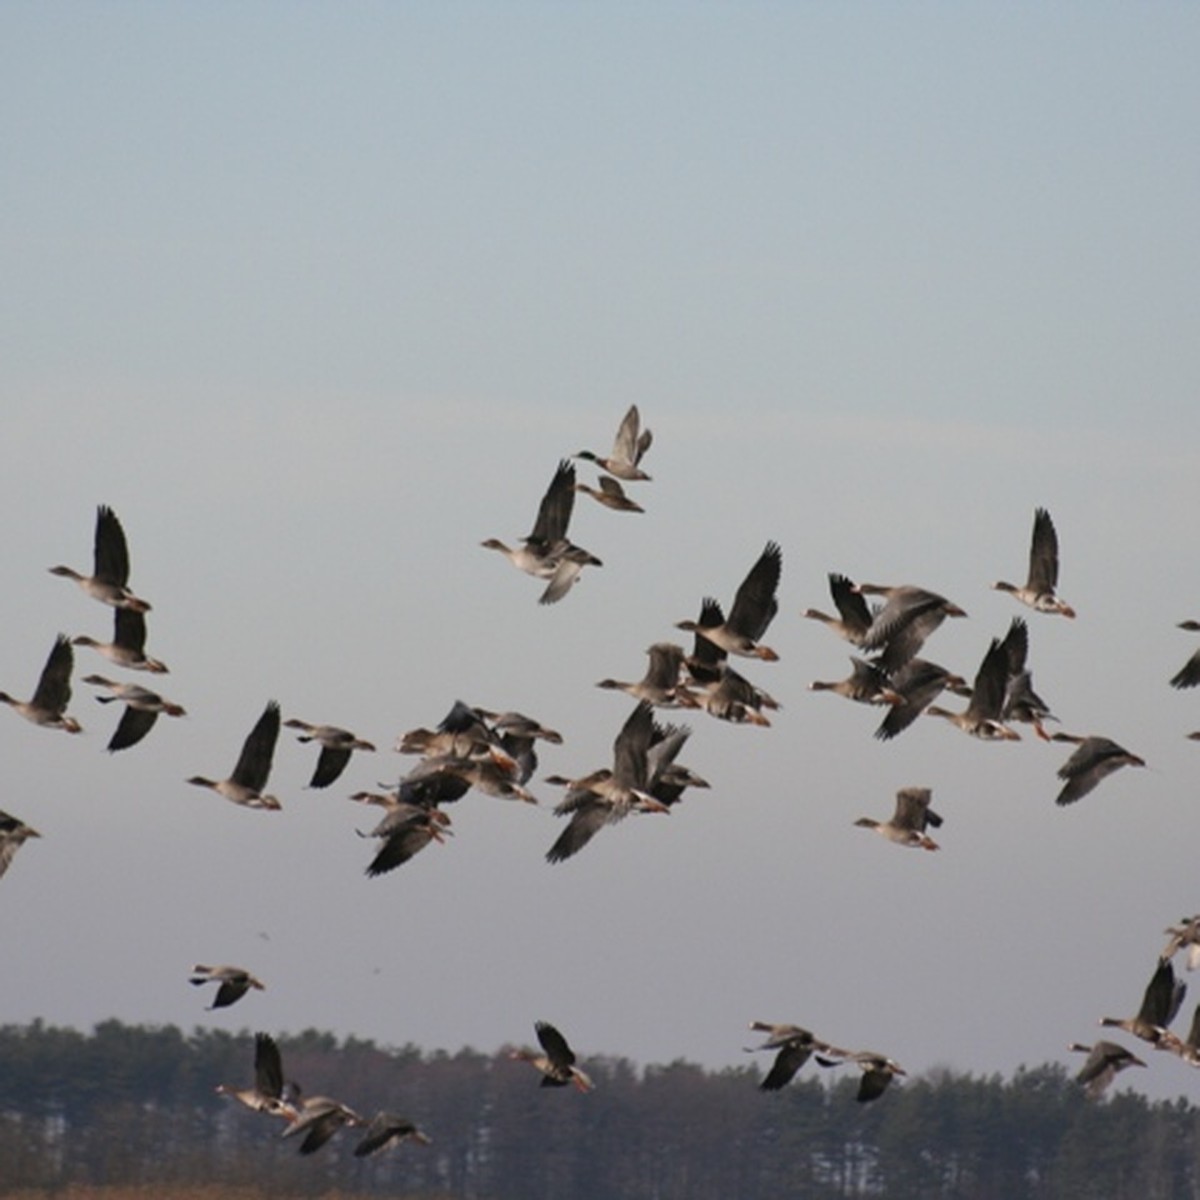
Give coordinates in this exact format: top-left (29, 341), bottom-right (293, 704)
top-left (3, 5), bottom-right (1199, 1104)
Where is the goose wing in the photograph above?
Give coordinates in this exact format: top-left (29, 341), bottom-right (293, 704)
top-left (231, 702), bottom-right (281, 793)
top-left (726, 542), bottom-right (781, 640)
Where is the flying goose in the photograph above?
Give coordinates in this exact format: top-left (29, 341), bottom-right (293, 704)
top-left (0, 810), bottom-right (41, 881)
top-left (596, 642), bottom-right (697, 708)
top-left (854, 787), bottom-right (942, 851)
top-left (187, 701), bottom-right (282, 810)
top-left (353, 1112), bottom-right (432, 1157)
top-left (282, 1093), bottom-right (364, 1155)
top-left (993, 507), bottom-right (1075, 618)
top-left (675, 542), bottom-right (782, 661)
top-left (215, 1032), bottom-right (295, 1117)
top-left (72, 608), bottom-right (167, 673)
top-left (1051, 733), bottom-right (1145, 806)
top-left (575, 404), bottom-right (652, 481)
top-left (745, 1022), bottom-right (834, 1091)
top-left (1069, 1040), bottom-right (1147, 1098)
top-left (482, 460), bottom-right (602, 604)
top-left (1099, 958), bottom-right (1186, 1049)
top-left (816, 1046), bottom-right (907, 1102)
top-left (509, 1021), bottom-right (595, 1092)
top-left (680, 598), bottom-right (777, 725)
top-left (83, 675), bottom-right (185, 752)
top-left (48, 505), bottom-right (151, 612)
top-left (354, 794), bottom-right (453, 878)
top-left (189, 964), bottom-right (266, 1010)
top-left (802, 573), bottom-right (875, 646)
top-left (809, 657), bottom-right (902, 706)
top-left (284, 719), bottom-right (376, 788)
top-left (873, 659), bottom-right (967, 742)
top-left (924, 635), bottom-right (1021, 741)
top-left (856, 584), bottom-right (967, 673)
top-left (0, 635), bottom-right (81, 733)
top-left (574, 474), bottom-right (645, 513)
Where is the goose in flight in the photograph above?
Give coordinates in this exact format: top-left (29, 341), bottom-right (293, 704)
top-left (745, 1022), bottom-right (835, 1091)
top-left (856, 584), bottom-right (967, 674)
top-left (354, 1112), bottom-right (432, 1157)
top-left (993, 507), bottom-right (1075, 618)
top-left (925, 635), bottom-right (1021, 741)
top-left (676, 542), bottom-right (782, 661)
top-left (596, 642), bottom-right (697, 708)
top-left (0, 635), bottom-right (81, 733)
top-left (809, 657), bottom-right (902, 706)
top-left (215, 1032), bottom-right (295, 1117)
top-left (574, 474), bottom-right (644, 513)
top-left (187, 701), bottom-right (282, 810)
top-left (816, 1046), bottom-right (907, 1102)
top-left (509, 1021), bottom-right (595, 1092)
top-left (854, 787), bottom-right (942, 851)
top-left (482, 460), bottom-right (602, 604)
top-left (802, 573), bottom-right (874, 646)
top-left (49, 505), bottom-right (151, 613)
top-left (72, 608), bottom-right (168, 673)
top-left (1069, 1040), bottom-right (1146, 1098)
top-left (0, 810), bottom-right (41, 882)
top-left (83, 675), bottom-right (185, 751)
top-left (283, 719), bottom-right (376, 788)
top-left (873, 659), bottom-right (967, 742)
top-left (190, 964), bottom-right (266, 1010)
top-left (1051, 733), bottom-right (1145, 806)
top-left (575, 404), bottom-right (652, 481)
top-left (1099, 958), bottom-right (1186, 1049)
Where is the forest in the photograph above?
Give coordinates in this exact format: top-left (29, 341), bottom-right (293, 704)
top-left (1, 1020), bottom-right (1199, 1200)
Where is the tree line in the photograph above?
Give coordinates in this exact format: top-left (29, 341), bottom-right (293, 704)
top-left (1, 1019), bottom-right (1199, 1200)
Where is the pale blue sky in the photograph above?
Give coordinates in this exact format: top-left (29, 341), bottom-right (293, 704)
top-left (2, 4), bottom-right (1199, 1103)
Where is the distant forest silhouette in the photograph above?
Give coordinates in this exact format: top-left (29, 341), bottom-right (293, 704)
top-left (2, 1020), bottom-right (1198, 1199)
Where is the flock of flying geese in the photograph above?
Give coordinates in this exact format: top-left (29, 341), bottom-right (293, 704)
top-left (3, 404), bottom-right (1199, 1155)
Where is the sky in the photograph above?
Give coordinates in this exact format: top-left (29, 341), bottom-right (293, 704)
top-left (2, 3), bottom-right (1199, 1105)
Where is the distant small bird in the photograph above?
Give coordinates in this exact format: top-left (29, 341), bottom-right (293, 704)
top-left (189, 964), bottom-right (266, 1010)
top-left (0, 810), bottom-right (41, 882)
top-left (187, 701), bottom-right (282, 810)
top-left (1170, 621), bottom-right (1200, 689)
top-left (509, 1021), bottom-right (594, 1092)
top-left (0, 635), bottom-right (81, 734)
top-left (72, 608), bottom-right (168, 673)
top-left (1069, 1040), bottom-right (1147, 1098)
top-left (353, 1112), bottom-right (432, 1157)
top-left (575, 404), bottom-right (653, 481)
top-left (48, 505), bottom-right (152, 613)
top-left (676, 542), bottom-right (782, 662)
top-left (284, 719), bottom-right (376, 788)
top-left (1051, 733), bottom-right (1145, 806)
top-left (854, 787), bottom-right (943, 851)
top-left (993, 507), bottom-right (1075, 618)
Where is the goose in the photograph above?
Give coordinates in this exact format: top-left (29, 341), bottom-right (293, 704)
top-left (282, 1093), bottom-right (364, 1155)
top-left (48, 505), bottom-right (151, 612)
top-left (353, 1112), bottom-right (432, 1157)
top-left (0, 810), bottom-right (41, 881)
top-left (187, 701), bottom-right (282, 810)
top-left (575, 404), bottom-right (652, 481)
top-left (0, 635), bottom-right (81, 733)
top-left (680, 598), bottom-right (777, 725)
top-left (993, 507), bottom-right (1075, 617)
top-left (546, 702), bottom-right (668, 863)
top-left (472, 709), bottom-right (563, 784)
top-left (189, 964), bottom-right (266, 1010)
top-left (354, 795), bottom-right (453, 878)
top-left (675, 542), bottom-right (782, 661)
top-left (574, 474), bottom-right (644, 513)
top-left (1069, 1040), bottom-right (1147, 1098)
top-left (815, 1047), bottom-right (907, 1102)
top-left (1051, 733), bottom-right (1145, 806)
top-left (596, 642), bottom-right (697, 708)
top-left (215, 1032), bottom-right (295, 1117)
top-left (283, 719), bottom-right (376, 789)
top-left (1099, 958), bottom-right (1186, 1049)
top-left (802, 573), bottom-right (874, 646)
top-left (745, 1023), bottom-right (833, 1091)
top-left (854, 787), bottom-right (942, 851)
top-left (72, 608), bottom-right (167, 673)
top-left (1169, 621), bottom-right (1200, 689)
top-left (856, 584), bottom-right (967, 673)
top-left (809, 657), bottom-right (902, 706)
top-left (925, 636), bottom-right (1020, 741)
top-left (1162, 916), bottom-right (1200, 971)
top-left (509, 1021), bottom-right (595, 1092)
top-left (83, 675), bottom-right (185, 752)
top-left (482, 460), bottom-right (602, 604)
top-left (396, 700), bottom-right (516, 766)
top-left (873, 659), bottom-right (967, 742)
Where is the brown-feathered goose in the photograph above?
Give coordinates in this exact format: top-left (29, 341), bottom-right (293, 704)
top-left (83, 674), bottom-right (185, 751)
top-left (596, 642), bottom-right (696, 708)
top-left (215, 1032), bottom-right (294, 1117)
top-left (575, 404), bottom-right (652, 481)
top-left (856, 584), bottom-right (967, 673)
top-left (189, 964), bottom-right (266, 1010)
top-left (681, 598), bottom-right (776, 725)
top-left (187, 701), bottom-right (282, 810)
top-left (745, 1022), bottom-right (832, 1091)
top-left (854, 787), bottom-right (942, 851)
top-left (1051, 733), bottom-right (1145, 806)
top-left (675, 542), bottom-right (782, 661)
top-left (0, 810), bottom-right (41, 881)
top-left (574, 474), bottom-right (645, 512)
top-left (509, 1021), bottom-right (595, 1092)
top-left (72, 608), bottom-right (167, 673)
top-left (873, 659), bottom-right (967, 742)
top-left (1069, 1040), bottom-right (1147, 1098)
top-left (353, 1112), bottom-right (432, 1157)
top-left (0, 635), bottom-right (81, 733)
top-left (809, 657), bottom-right (902, 706)
top-left (282, 1094), bottom-right (364, 1154)
top-left (802, 573), bottom-right (874, 646)
top-left (1099, 958), bottom-right (1186, 1049)
top-left (284, 719), bottom-right (375, 788)
top-left (48, 505), bottom-right (151, 613)
top-left (993, 507), bottom-right (1075, 618)
top-left (925, 635), bottom-right (1020, 741)
top-left (816, 1047), bottom-right (907, 1102)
